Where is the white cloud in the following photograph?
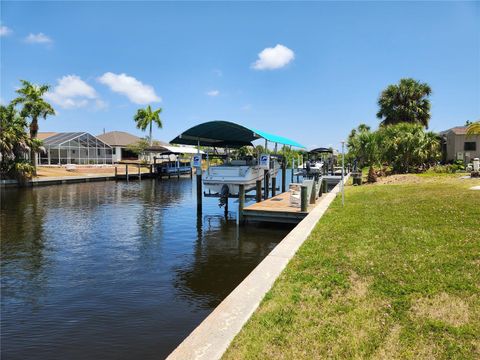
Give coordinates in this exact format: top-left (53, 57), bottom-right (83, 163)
top-left (206, 90), bottom-right (220, 97)
top-left (98, 72), bottom-right (161, 104)
top-left (45, 75), bottom-right (99, 109)
top-left (0, 26), bottom-right (12, 37)
top-left (241, 104), bottom-right (252, 111)
top-left (252, 44), bottom-right (295, 70)
top-left (25, 32), bottom-right (53, 44)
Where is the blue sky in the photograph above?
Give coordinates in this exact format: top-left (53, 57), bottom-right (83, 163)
top-left (1, 1), bottom-right (479, 150)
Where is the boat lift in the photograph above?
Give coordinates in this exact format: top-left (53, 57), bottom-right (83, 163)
top-left (171, 120), bottom-right (306, 220)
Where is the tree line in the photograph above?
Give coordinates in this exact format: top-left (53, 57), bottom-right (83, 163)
top-left (347, 78), bottom-right (479, 178)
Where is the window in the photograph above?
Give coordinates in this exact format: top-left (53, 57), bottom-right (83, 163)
top-left (464, 142), bottom-right (476, 151)
top-left (112, 148), bottom-right (116, 155)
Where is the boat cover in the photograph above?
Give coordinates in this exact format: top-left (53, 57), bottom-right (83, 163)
top-left (170, 120), bottom-right (305, 149)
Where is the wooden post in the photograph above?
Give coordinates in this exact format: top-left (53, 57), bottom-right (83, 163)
top-left (177, 167), bottom-right (180, 179)
top-left (271, 177), bottom-right (276, 197)
top-left (238, 184), bottom-right (245, 224)
top-left (138, 165), bottom-right (141, 180)
top-left (322, 178), bottom-right (328, 193)
top-left (263, 169), bottom-right (269, 200)
top-left (126, 164), bottom-right (129, 182)
top-left (281, 161), bottom-right (286, 192)
top-left (310, 180), bottom-right (316, 204)
top-left (114, 166), bottom-right (117, 178)
top-left (318, 177), bottom-right (323, 197)
top-left (291, 158), bottom-right (295, 183)
top-left (196, 173), bottom-right (202, 210)
top-left (256, 180), bottom-right (262, 203)
top-left (301, 185), bottom-right (308, 212)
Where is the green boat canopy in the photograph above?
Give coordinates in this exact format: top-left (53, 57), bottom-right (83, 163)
top-left (170, 120), bottom-right (305, 149)
top-left (309, 147), bottom-right (333, 154)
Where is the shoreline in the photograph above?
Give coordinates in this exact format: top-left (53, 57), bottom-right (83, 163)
top-left (166, 175), bottom-right (349, 360)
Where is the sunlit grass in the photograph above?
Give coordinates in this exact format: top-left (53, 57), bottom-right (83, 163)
top-left (224, 174), bottom-right (480, 359)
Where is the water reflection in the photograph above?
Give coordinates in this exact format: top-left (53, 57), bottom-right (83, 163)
top-left (1, 178), bottom-right (291, 359)
top-left (174, 211), bottom-right (291, 309)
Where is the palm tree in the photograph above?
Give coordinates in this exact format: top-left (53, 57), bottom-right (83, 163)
top-left (133, 105), bottom-right (163, 146)
top-left (377, 78), bottom-right (432, 128)
top-left (12, 80), bottom-right (55, 171)
top-left (0, 104), bottom-right (43, 179)
top-left (466, 121), bottom-right (480, 135)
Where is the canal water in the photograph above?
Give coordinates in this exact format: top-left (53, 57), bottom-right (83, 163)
top-left (1, 175), bottom-right (294, 359)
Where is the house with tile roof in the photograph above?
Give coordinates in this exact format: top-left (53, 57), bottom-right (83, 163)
top-left (96, 131), bottom-right (141, 162)
top-left (440, 125), bottom-right (480, 163)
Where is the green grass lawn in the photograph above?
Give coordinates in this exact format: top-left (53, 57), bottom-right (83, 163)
top-left (224, 174), bottom-right (480, 359)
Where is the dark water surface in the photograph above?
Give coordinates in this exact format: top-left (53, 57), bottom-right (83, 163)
top-left (1, 177), bottom-right (293, 359)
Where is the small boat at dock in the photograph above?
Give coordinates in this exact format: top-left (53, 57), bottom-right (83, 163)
top-left (204, 158), bottom-right (280, 195)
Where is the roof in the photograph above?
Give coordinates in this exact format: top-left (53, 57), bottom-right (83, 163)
top-left (145, 145), bottom-right (204, 155)
top-left (309, 147), bottom-right (333, 154)
top-left (442, 124), bottom-right (480, 135)
top-left (445, 126), bottom-right (468, 135)
top-left (42, 132), bottom-right (111, 148)
top-left (37, 132), bottom-right (57, 140)
top-left (170, 120), bottom-right (305, 149)
top-left (96, 131), bottom-right (140, 146)
top-left (43, 132), bottom-right (86, 146)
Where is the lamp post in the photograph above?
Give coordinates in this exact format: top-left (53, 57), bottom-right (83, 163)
top-left (341, 140), bottom-right (345, 206)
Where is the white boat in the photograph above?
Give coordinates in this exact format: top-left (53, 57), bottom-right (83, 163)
top-left (203, 159), bottom-right (279, 195)
top-left (298, 160), bottom-right (324, 176)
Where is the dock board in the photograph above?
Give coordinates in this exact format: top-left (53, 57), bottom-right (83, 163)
top-left (243, 191), bottom-right (319, 224)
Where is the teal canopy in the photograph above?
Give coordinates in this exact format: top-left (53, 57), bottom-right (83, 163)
top-left (170, 120), bottom-right (305, 149)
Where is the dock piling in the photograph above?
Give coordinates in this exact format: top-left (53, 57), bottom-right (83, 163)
top-left (138, 165), bottom-right (141, 180)
top-left (238, 184), bottom-right (245, 224)
top-left (301, 185), bottom-right (308, 212)
top-left (114, 166), bottom-right (117, 178)
top-left (271, 177), bottom-right (276, 197)
top-left (281, 162), bottom-right (286, 192)
top-left (310, 181), bottom-right (317, 204)
top-left (291, 158), bottom-right (295, 183)
top-left (196, 174), bottom-right (202, 210)
top-left (126, 164), bottom-right (129, 182)
top-left (256, 180), bottom-right (262, 202)
top-left (263, 170), bottom-right (269, 200)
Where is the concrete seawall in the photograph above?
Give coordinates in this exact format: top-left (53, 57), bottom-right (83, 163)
top-left (0, 175), bottom-right (117, 188)
top-left (167, 175), bottom-right (349, 360)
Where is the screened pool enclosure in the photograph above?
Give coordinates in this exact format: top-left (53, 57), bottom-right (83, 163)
top-left (39, 132), bottom-right (113, 165)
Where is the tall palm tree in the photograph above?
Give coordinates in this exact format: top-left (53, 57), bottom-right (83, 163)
top-left (133, 105), bottom-right (163, 146)
top-left (12, 80), bottom-right (55, 171)
top-left (466, 121), bottom-right (480, 135)
top-left (377, 78), bottom-right (432, 128)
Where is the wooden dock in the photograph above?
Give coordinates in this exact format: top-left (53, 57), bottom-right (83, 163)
top-left (242, 191), bottom-right (319, 224)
